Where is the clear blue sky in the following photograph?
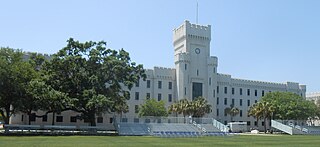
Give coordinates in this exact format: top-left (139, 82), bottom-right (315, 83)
top-left (1, 0), bottom-right (319, 93)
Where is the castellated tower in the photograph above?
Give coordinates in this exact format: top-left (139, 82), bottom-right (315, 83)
top-left (173, 20), bottom-right (218, 117)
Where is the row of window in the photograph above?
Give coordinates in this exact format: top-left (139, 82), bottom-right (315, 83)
top-left (135, 92), bottom-right (173, 102)
top-left (26, 114), bottom-right (112, 124)
top-left (217, 97), bottom-right (258, 106)
top-left (217, 86), bottom-right (268, 97)
top-left (136, 80), bottom-right (173, 90)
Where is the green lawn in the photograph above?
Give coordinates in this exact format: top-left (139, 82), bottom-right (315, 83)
top-left (0, 135), bottom-right (319, 147)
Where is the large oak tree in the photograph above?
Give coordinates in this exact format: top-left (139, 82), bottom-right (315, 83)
top-left (43, 38), bottom-right (145, 126)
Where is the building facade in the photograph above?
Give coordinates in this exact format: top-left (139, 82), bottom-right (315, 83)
top-left (10, 20), bottom-right (306, 130)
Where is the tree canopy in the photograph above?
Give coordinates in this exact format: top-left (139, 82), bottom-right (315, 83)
top-left (261, 92), bottom-right (318, 120)
top-left (138, 99), bottom-right (168, 117)
top-left (0, 48), bottom-right (40, 124)
top-left (168, 97), bottom-right (211, 119)
top-left (42, 38), bottom-right (146, 126)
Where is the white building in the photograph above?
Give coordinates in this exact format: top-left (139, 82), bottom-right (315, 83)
top-left (10, 20), bottom-right (306, 130)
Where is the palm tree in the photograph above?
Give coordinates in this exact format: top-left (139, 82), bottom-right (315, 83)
top-left (248, 101), bottom-right (274, 133)
top-left (225, 104), bottom-right (240, 122)
top-left (192, 97), bottom-right (211, 118)
top-left (259, 101), bottom-right (274, 133)
top-left (168, 99), bottom-right (192, 123)
top-left (248, 103), bottom-right (262, 128)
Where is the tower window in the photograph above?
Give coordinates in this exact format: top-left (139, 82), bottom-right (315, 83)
top-left (158, 81), bottom-right (162, 89)
top-left (197, 70), bottom-right (199, 76)
top-left (247, 89), bottom-right (250, 96)
top-left (240, 88), bottom-right (243, 95)
top-left (224, 87), bottom-right (227, 94)
top-left (158, 93), bottom-right (162, 101)
top-left (135, 92), bottom-right (139, 100)
top-left (232, 88), bottom-right (235, 95)
top-left (185, 64), bottom-right (187, 70)
top-left (168, 82), bottom-right (172, 90)
top-left (147, 80), bottom-right (151, 88)
top-left (168, 94), bottom-right (172, 102)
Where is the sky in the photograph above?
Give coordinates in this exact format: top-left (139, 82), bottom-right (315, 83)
top-left (1, 0), bottom-right (319, 93)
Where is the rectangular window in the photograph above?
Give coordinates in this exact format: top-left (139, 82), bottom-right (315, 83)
top-left (262, 90), bottom-right (265, 96)
top-left (209, 78), bottom-right (211, 85)
top-left (134, 118), bottom-right (139, 123)
top-left (56, 116), bottom-right (63, 122)
top-left (109, 118), bottom-right (113, 123)
top-left (217, 109), bottom-right (219, 116)
top-left (247, 100), bottom-right (251, 106)
top-left (135, 80), bottom-right (139, 87)
top-left (247, 121), bottom-right (251, 126)
top-left (147, 80), bottom-right (151, 88)
top-left (97, 117), bottom-right (103, 123)
top-left (185, 64), bottom-right (187, 70)
top-left (135, 105), bottom-right (139, 113)
top-left (240, 88), bottom-right (243, 95)
top-left (42, 115), bottom-right (47, 122)
top-left (255, 90), bottom-right (258, 96)
top-left (232, 88), bottom-right (235, 95)
top-left (255, 100), bottom-right (257, 103)
top-left (135, 92), bottom-right (139, 100)
top-left (158, 81), bottom-right (162, 89)
top-left (146, 93), bottom-right (150, 99)
top-left (240, 99), bottom-right (243, 106)
top-left (213, 90), bottom-right (216, 97)
top-left (192, 82), bottom-right (203, 100)
top-left (70, 116), bottom-right (77, 123)
top-left (232, 99), bottom-right (234, 105)
top-left (184, 87), bottom-right (186, 95)
top-left (262, 121), bottom-right (265, 126)
top-left (254, 121), bottom-right (257, 126)
top-left (247, 89), bottom-right (250, 96)
top-left (217, 97), bottom-right (219, 105)
top-left (158, 93), bottom-right (162, 101)
top-left (21, 115), bottom-right (24, 122)
top-left (168, 82), bottom-right (172, 90)
top-left (224, 98), bottom-right (227, 105)
top-left (240, 110), bottom-right (243, 117)
top-left (168, 94), bottom-right (172, 102)
top-left (122, 118), bottom-right (128, 122)
top-left (224, 109), bottom-right (228, 116)
top-left (224, 121), bottom-right (227, 125)
top-left (217, 86), bottom-right (219, 93)
top-left (224, 87), bottom-right (227, 94)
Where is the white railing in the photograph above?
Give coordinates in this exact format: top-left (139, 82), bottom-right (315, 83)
top-left (212, 119), bottom-right (228, 133)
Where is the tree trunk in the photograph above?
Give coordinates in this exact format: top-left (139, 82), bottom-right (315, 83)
top-left (5, 109), bottom-right (10, 124)
top-left (52, 112), bottom-right (55, 125)
top-left (264, 117), bottom-right (267, 133)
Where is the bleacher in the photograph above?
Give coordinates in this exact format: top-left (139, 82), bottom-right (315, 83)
top-left (304, 126), bottom-right (320, 135)
top-left (3, 124), bottom-right (110, 135)
top-left (150, 123), bottom-right (202, 137)
top-left (113, 117), bottom-right (229, 137)
top-left (117, 123), bottom-right (150, 136)
top-left (200, 124), bottom-right (226, 136)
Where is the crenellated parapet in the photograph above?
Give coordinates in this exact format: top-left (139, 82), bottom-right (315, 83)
top-left (217, 73), bottom-right (305, 91)
top-left (207, 56), bottom-right (218, 66)
top-left (173, 20), bottom-right (211, 46)
top-left (174, 52), bottom-right (190, 64)
top-left (153, 66), bottom-right (176, 80)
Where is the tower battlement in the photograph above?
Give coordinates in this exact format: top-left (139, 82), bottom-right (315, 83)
top-left (173, 20), bottom-right (211, 41)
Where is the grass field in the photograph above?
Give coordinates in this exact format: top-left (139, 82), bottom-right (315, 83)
top-left (0, 135), bottom-right (319, 147)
